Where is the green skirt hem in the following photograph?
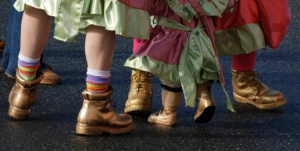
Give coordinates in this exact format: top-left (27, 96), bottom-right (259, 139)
top-left (124, 55), bottom-right (220, 84)
top-left (14, 0), bottom-right (151, 42)
top-left (215, 23), bottom-right (266, 56)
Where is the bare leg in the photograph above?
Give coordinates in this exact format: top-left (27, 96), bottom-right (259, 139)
top-left (8, 7), bottom-right (51, 120)
top-left (20, 6), bottom-right (51, 58)
top-left (76, 25), bottom-right (133, 135)
top-left (85, 25), bottom-right (115, 71)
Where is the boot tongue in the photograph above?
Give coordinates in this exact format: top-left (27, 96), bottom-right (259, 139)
top-left (139, 74), bottom-right (146, 82)
top-left (136, 72), bottom-right (148, 93)
top-left (247, 71), bottom-right (263, 89)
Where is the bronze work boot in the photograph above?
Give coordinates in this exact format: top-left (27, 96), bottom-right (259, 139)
top-left (232, 69), bottom-right (287, 109)
top-left (148, 90), bottom-right (182, 126)
top-left (76, 86), bottom-right (134, 135)
top-left (8, 70), bottom-right (43, 120)
top-left (0, 40), bottom-right (5, 53)
top-left (194, 81), bottom-right (216, 124)
top-left (124, 70), bottom-right (153, 115)
top-left (40, 70), bottom-right (62, 85)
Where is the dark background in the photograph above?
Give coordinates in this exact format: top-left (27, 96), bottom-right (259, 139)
top-left (0, 0), bottom-right (299, 150)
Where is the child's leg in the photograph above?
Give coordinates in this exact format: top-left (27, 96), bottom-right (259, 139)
top-left (84, 25), bottom-right (115, 71)
top-left (20, 7), bottom-right (51, 59)
top-left (8, 7), bottom-right (51, 120)
top-left (148, 79), bottom-right (182, 126)
top-left (76, 26), bottom-right (133, 135)
top-left (232, 51), bottom-right (256, 71)
top-left (231, 51), bottom-right (287, 109)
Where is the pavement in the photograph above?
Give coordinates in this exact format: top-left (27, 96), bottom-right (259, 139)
top-left (0, 0), bottom-right (300, 150)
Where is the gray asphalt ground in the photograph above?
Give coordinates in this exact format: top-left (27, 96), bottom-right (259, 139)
top-left (0, 1), bottom-right (300, 150)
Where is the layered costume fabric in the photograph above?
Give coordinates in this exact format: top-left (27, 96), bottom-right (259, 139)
top-left (214, 0), bottom-right (265, 56)
top-left (13, 0), bottom-right (152, 42)
top-left (123, 0), bottom-right (236, 108)
top-left (214, 0), bottom-right (290, 55)
top-left (131, 0), bottom-right (264, 58)
top-left (133, 0), bottom-right (291, 56)
top-left (12, 0), bottom-right (234, 108)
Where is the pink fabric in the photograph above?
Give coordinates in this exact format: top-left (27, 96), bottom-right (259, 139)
top-left (119, 0), bottom-right (199, 28)
top-left (127, 0), bottom-right (203, 65)
top-left (134, 26), bottom-right (188, 65)
top-left (133, 39), bottom-right (143, 54)
top-left (232, 51), bottom-right (257, 71)
top-left (133, 27), bottom-right (154, 54)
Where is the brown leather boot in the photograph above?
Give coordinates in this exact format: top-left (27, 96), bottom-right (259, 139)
top-left (124, 70), bottom-right (153, 115)
top-left (148, 90), bottom-right (182, 126)
top-left (8, 70), bottom-right (43, 120)
top-left (40, 70), bottom-right (62, 85)
top-left (0, 40), bottom-right (5, 53)
top-left (194, 81), bottom-right (216, 124)
top-left (5, 63), bottom-right (61, 85)
top-left (76, 86), bottom-right (134, 135)
top-left (232, 69), bottom-right (287, 109)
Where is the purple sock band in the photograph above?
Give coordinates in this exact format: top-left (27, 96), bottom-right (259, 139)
top-left (18, 59), bottom-right (40, 66)
top-left (86, 74), bottom-right (110, 84)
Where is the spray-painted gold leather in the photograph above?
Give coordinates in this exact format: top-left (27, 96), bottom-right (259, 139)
top-left (232, 69), bottom-right (287, 109)
top-left (76, 86), bottom-right (133, 135)
top-left (194, 81), bottom-right (216, 123)
top-left (8, 71), bottom-right (43, 120)
top-left (148, 90), bottom-right (182, 126)
top-left (125, 70), bottom-right (153, 115)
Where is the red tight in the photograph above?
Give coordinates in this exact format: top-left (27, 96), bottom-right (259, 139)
top-left (232, 51), bottom-right (256, 71)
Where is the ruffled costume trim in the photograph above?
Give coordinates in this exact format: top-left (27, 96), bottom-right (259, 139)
top-left (214, 0), bottom-right (266, 55)
top-left (14, 0), bottom-right (151, 42)
top-left (166, 0), bottom-right (230, 23)
top-left (215, 23), bottom-right (265, 56)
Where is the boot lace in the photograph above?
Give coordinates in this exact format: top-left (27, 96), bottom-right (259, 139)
top-left (241, 70), bottom-right (263, 89)
top-left (132, 71), bottom-right (152, 94)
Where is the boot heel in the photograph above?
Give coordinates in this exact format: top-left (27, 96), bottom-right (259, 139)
top-left (8, 105), bottom-right (29, 120)
top-left (76, 124), bottom-right (104, 136)
top-left (194, 105), bottom-right (215, 123)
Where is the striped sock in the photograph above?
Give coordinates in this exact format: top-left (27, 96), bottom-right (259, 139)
top-left (86, 68), bottom-right (111, 93)
top-left (18, 53), bottom-right (40, 81)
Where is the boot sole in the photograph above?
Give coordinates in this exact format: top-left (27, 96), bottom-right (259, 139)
top-left (124, 105), bottom-right (151, 115)
top-left (194, 106), bottom-right (216, 124)
top-left (40, 80), bottom-right (61, 85)
top-left (148, 117), bottom-right (176, 126)
top-left (233, 92), bottom-right (287, 110)
top-left (8, 105), bottom-right (29, 120)
top-left (76, 123), bottom-right (134, 135)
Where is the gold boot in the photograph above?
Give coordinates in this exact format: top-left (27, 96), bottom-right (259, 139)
top-left (148, 90), bottom-right (182, 126)
top-left (124, 70), bottom-right (153, 115)
top-left (76, 86), bottom-right (134, 135)
top-left (232, 69), bottom-right (287, 109)
top-left (8, 70), bottom-right (43, 120)
top-left (194, 81), bottom-right (216, 123)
